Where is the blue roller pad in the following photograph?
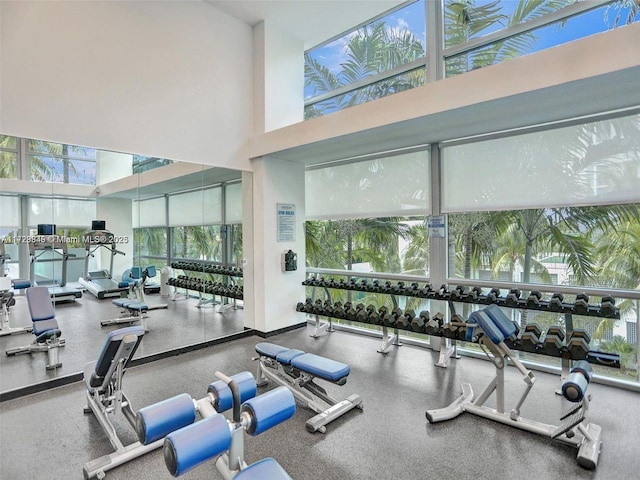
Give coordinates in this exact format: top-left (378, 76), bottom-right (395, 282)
top-left (241, 387), bottom-right (296, 436)
top-left (235, 458), bottom-right (292, 480)
top-left (561, 371), bottom-right (589, 402)
top-left (12, 279), bottom-right (30, 290)
top-left (468, 310), bottom-right (506, 345)
top-left (275, 349), bottom-right (305, 365)
top-left (164, 414), bottom-right (231, 476)
top-left (483, 305), bottom-right (517, 339)
top-left (291, 353), bottom-right (350, 382)
top-left (207, 371), bottom-right (257, 412)
top-left (137, 393), bottom-right (196, 445)
top-left (570, 360), bottom-right (593, 383)
top-left (255, 342), bottom-right (289, 359)
top-left (118, 281), bottom-right (130, 289)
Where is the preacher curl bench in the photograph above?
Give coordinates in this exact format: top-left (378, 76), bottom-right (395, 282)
top-left (426, 304), bottom-right (602, 469)
top-left (254, 342), bottom-right (363, 433)
top-left (138, 371), bottom-right (295, 479)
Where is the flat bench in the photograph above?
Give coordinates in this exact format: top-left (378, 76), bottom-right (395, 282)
top-left (255, 342), bottom-right (362, 433)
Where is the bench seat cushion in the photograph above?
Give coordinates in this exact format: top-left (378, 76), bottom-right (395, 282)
top-left (255, 342), bottom-right (289, 359)
top-left (291, 353), bottom-right (350, 382)
top-left (275, 349), bottom-right (305, 365)
top-left (235, 458), bottom-right (292, 480)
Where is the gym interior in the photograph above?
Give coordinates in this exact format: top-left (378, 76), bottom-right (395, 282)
top-left (1, 1), bottom-right (639, 479)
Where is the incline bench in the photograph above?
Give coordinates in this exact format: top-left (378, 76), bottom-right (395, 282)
top-left (5, 286), bottom-right (64, 369)
top-left (255, 342), bottom-right (363, 433)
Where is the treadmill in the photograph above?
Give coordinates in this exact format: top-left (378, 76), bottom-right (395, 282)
top-left (78, 220), bottom-right (129, 299)
top-left (28, 224), bottom-right (83, 303)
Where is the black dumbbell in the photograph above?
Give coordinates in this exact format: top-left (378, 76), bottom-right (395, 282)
top-left (468, 286), bottom-right (483, 301)
top-left (573, 293), bottom-right (590, 315)
top-left (505, 288), bottom-right (521, 307)
top-left (519, 323), bottom-right (543, 353)
top-left (549, 292), bottom-right (564, 312)
top-left (484, 288), bottom-right (501, 304)
top-left (425, 312), bottom-right (444, 336)
top-left (392, 281), bottom-right (406, 296)
top-left (323, 300), bottom-right (335, 317)
top-left (410, 310), bottom-right (429, 333)
top-left (526, 291), bottom-right (542, 308)
top-left (442, 313), bottom-right (463, 339)
top-left (396, 309), bottom-right (415, 330)
top-left (419, 284), bottom-right (434, 298)
top-left (376, 306), bottom-right (389, 325)
top-left (543, 326), bottom-right (565, 356)
top-left (568, 329), bottom-right (591, 360)
top-left (450, 286), bottom-right (467, 301)
top-left (405, 282), bottom-right (421, 296)
top-left (599, 296), bottom-right (617, 317)
top-left (333, 302), bottom-right (345, 318)
top-left (355, 305), bottom-right (369, 323)
top-left (366, 304), bottom-right (380, 324)
top-left (382, 307), bottom-right (403, 327)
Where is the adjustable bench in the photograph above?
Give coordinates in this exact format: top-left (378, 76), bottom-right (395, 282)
top-left (5, 286), bottom-right (64, 369)
top-left (426, 304), bottom-right (603, 469)
top-left (101, 298), bottom-right (149, 329)
top-left (83, 326), bottom-right (189, 479)
top-left (255, 342), bottom-right (363, 433)
top-left (0, 276), bottom-right (33, 336)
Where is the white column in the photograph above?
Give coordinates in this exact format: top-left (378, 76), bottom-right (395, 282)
top-left (243, 157), bottom-right (305, 333)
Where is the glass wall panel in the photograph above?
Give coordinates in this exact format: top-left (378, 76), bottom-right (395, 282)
top-left (0, 135), bottom-right (18, 179)
top-left (445, 2), bottom-right (637, 77)
top-left (304, 0), bottom-right (426, 118)
top-left (27, 139), bottom-right (97, 185)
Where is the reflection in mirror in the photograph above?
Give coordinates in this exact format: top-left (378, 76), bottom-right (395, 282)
top-left (0, 135), bottom-right (246, 396)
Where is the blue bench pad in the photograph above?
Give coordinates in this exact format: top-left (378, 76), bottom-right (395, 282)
top-left (235, 458), bottom-right (292, 480)
top-left (255, 342), bottom-right (289, 359)
top-left (256, 342), bottom-right (350, 382)
top-left (112, 299), bottom-right (148, 311)
top-left (291, 353), bottom-right (350, 382)
top-left (12, 279), bottom-right (31, 290)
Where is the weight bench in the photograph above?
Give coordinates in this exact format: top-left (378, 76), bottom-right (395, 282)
top-left (101, 298), bottom-right (149, 330)
top-left (5, 286), bottom-right (64, 369)
top-left (140, 371), bottom-right (294, 479)
top-left (426, 304), bottom-right (603, 469)
top-left (0, 276), bottom-right (33, 336)
top-left (255, 342), bottom-right (363, 433)
top-left (83, 326), bottom-right (176, 479)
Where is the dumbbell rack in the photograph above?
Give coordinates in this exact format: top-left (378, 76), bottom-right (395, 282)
top-left (300, 276), bottom-right (621, 370)
top-left (169, 261), bottom-right (243, 311)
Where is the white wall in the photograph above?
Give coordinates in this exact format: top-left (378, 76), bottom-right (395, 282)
top-left (96, 151), bottom-right (133, 185)
top-left (0, 0), bottom-right (253, 171)
top-left (244, 157), bottom-right (306, 333)
top-left (253, 22), bottom-right (304, 133)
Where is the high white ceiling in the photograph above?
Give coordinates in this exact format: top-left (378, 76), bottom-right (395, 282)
top-left (205, 0), bottom-right (406, 48)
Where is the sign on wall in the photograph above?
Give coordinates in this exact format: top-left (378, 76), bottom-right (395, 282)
top-left (277, 203), bottom-right (296, 242)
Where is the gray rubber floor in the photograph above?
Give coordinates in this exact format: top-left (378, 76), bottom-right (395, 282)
top-left (1, 325), bottom-right (639, 480)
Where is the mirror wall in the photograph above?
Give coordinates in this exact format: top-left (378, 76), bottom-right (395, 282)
top-left (0, 136), bottom-right (248, 395)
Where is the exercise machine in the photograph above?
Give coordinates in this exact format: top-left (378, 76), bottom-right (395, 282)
top-left (121, 266), bottom-right (167, 310)
top-left (426, 304), bottom-right (603, 469)
top-left (139, 371), bottom-right (294, 479)
top-left (28, 224), bottom-right (83, 303)
top-left (101, 266), bottom-right (168, 329)
top-left (5, 286), bottom-right (65, 370)
top-left (0, 276), bottom-right (33, 336)
top-left (83, 326), bottom-right (174, 479)
top-left (79, 220), bottom-right (129, 299)
top-left (254, 342), bottom-right (363, 433)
